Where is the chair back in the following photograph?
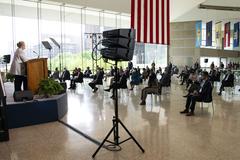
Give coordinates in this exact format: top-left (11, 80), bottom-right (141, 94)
top-left (203, 83), bottom-right (213, 103)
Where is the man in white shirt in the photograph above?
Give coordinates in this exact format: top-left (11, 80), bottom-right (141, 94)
top-left (10, 41), bottom-right (29, 92)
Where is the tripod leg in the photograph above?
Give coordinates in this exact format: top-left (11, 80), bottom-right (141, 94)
top-left (118, 119), bottom-right (145, 153)
top-left (92, 125), bottom-right (116, 158)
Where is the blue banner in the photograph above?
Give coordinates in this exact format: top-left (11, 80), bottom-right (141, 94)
top-left (206, 21), bottom-right (212, 46)
top-left (195, 21), bottom-right (202, 48)
top-left (234, 22), bottom-right (239, 48)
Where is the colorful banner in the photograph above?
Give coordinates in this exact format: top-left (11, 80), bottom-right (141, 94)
top-left (233, 22), bottom-right (239, 48)
top-left (195, 21), bottom-right (202, 48)
top-left (206, 21), bottom-right (212, 46)
top-left (215, 22), bottom-right (222, 49)
top-left (224, 22), bottom-right (231, 47)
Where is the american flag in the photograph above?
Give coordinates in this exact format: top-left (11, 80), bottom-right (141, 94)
top-left (131, 0), bottom-right (170, 45)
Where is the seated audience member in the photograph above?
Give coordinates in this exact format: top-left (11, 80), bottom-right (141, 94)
top-left (193, 60), bottom-right (200, 72)
top-left (104, 66), bottom-right (115, 81)
top-left (156, 67), bottom-right (162, 75)
top-left (158, 71), bottom-right (171, 95)
top-left (125, 67), bottom-right (130, 79)
top-left (185, 70), bottom-right (196, 89)
top-left (140, 70), bottom-right (158, 105)
top-left (183, 74), bottom-right (200, 97)
top-left (180, 71), bottom-right (212, 116)
top-left (128, 61), bottom-right (133, 71)
top-left (104, 71), bottom-right (128, 93)
top-left (220, 62), bottom-right (224, 70)
top-left (69, 68), bottom-right (83, 89)
top-left (142, 68), bottom-right (148, 81)
top-left (209, 68), bottom-right (221, 83)
top-left (151, 61), bottom-right (156, 72)
top-left (51, 67), bottom-right (60, 80)
top-left (166, 62), bottom-right (173, 75)
top-left (130, 68), bottom-right (141, 90)
top-left (136, 66), bottom-right (141, 75)
top-left (178, 66), bottom-right (189, 84)
top-left (210, 62), bottom-right (215, 70)
top-left (84, 67), bottom-right (92, 78)
top-left (88, 67), bottom-right (104, 92)
top-left (60, 67), bottom-right (70, 82)
top-left (218, 69), bottom-right (235, 95)
top-left (146, 66), bottom-right (150, 77)
top-left (119, 66), bottom-right (124, 75)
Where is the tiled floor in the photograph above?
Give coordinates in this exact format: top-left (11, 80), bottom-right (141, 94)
top-left (1, 79), bottom-right (240, 160)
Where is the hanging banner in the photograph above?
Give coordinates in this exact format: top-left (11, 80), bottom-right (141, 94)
top-left (224, 22), bottom-right (231, 47)
top-left (215, 22), bottom-right (222, 49)
top-left (206, 21), bottom-right (212, 46)
top-left (195, 21), bottom-right (202, 48)
top-left (233, 22), bottom-right (239, 48)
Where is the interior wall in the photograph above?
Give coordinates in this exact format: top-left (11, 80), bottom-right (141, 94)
top-left (170, 21), bottom-right (240, 68)
top-left (169, 21), bottom-right (198, 68)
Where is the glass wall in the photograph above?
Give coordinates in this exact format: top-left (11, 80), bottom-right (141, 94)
top-left (0, 0), bottom-right (168, 73)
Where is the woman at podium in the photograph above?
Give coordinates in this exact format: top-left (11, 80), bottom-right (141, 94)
top-left (10, 41), bottom-right (29, 92)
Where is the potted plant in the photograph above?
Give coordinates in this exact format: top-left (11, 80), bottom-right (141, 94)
top-left (6, 73), bottom-right (15, 82)
top-left (38, 78), bottom-right (64, 98)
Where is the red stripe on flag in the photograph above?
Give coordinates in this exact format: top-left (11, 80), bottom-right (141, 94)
top-left (167, 0), bottom-right (170, 45)
top-left (137, 0), bottom-right (142, 42)
top-left (156, 0), bottom-right (160, 44)
top-left (161, 0), bottom-right (165, 44)
top-left (131, 0), bottom-right (135, 28)
top-left (150, 0), bottom-right (153, 43)
top-left (144, 0), bottom-right (148, 43)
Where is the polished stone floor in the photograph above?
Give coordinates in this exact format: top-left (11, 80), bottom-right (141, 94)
top-left (1, 78), bottom-right (240, 160)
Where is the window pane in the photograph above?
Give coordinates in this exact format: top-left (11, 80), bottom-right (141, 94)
top-left (14, 0), bottom-right (38, 58)
top-left (41, 3), bottom-right (61, 71)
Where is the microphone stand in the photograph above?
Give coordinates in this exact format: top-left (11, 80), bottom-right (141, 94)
top-left (49, 38), bottom-right (62, 72)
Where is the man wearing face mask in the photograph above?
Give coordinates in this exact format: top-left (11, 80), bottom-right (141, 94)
top-left (180, 71), bottom-right (212, 116)
top-left (218, 69), bottom-right (234, 95)
top-left (10, 41), bottom-right (29, 92)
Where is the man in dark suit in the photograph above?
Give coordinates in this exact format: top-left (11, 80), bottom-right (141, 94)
top-left (158, 71), bottom-right (171, 95)
top-left (83, 67), bottom-right (92, 78)
top-left (88, 67), bottom-right (104, 92)
top-left (69, 68), bottom-right (84, 89)
top-left (218, 69), bottom-right (234, 95)
top-left (60, 67), bottom-right (70, 82)
top-left (180, 71), bottom-right (212, 116)
top-left (140, 69), bottom-right (158, 105)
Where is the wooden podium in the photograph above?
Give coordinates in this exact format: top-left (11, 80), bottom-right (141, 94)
top-left (26, 58), bottom-right (48, 94)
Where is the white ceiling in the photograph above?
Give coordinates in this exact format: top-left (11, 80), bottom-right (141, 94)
top-left (48, 0), bottom-right (240, 22)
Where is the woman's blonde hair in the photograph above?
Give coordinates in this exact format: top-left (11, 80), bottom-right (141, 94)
top-left (17, 41), bottom-right (25, 48)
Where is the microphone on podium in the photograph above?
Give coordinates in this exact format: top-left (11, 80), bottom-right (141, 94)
top-left (33, 51), bottom-right (40, 59)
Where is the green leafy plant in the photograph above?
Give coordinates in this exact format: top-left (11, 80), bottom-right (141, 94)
top-left (6, 73), bottom-right (15, 82)
top-left (38, 78), bottom-right (64, 98)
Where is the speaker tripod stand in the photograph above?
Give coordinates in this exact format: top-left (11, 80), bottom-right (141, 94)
top-left (92, 61), bottom-right (145, 158)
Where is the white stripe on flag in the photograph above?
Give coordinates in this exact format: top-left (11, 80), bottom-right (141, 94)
top-left (159, 0), bottom-right (162, 44)
top-left (140, 0), bottom-right (144, 42)
top-left (134, 0), bottom-right (138, 41)
top-left (164, 0), bottom-right (168, 44)
top-left (153, 0), bottom-right (157, 43)
top-left (147, 0), bottom-right (150, 43)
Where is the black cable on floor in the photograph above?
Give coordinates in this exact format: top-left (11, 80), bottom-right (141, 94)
top-left (58, 119), bottom-right (109, 149)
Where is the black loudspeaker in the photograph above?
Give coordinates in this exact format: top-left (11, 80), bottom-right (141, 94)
top-left (3, 55), bottom-right (10, 64)
top-left (102, 38), bottom-right (135, 49)
top-left (204, 59), bottom-right (208, 63)
top-left (101, 48), bottom-right (134, 61)
top-left (101, 28), bottom-right (135, 61)
top-left (103, 29), bottom-right (135, 39)
top-left (13, 90), bottom-right (33, 102)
